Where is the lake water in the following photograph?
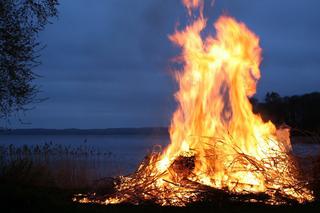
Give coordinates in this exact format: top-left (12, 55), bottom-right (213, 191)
top-left (0, 134), bottom-right (169, 157)
top-left (0, 135), bottom-right (319, 183)
top-left (0, 135), bottom-right (170, 180)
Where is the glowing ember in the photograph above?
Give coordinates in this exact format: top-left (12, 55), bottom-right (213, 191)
top-left (74, 0), bottom-right (313, 206)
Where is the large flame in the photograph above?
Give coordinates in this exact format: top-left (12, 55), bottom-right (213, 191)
top-left (75, 0), bottom-right (313, 206)
top-left (160, 11), bottom-right (278, 191)
top-left (155, 1), bottom-right (312, 203)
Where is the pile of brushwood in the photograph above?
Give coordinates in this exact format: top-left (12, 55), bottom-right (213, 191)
top-left (74, 147), bottom-right (315, 206)
top-left (0, 147), bottom-right (319, 212)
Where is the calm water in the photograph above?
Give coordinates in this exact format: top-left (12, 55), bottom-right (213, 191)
top-left (0, 135), bottom-right (170, 178)
top-left (0, 135), bottom-right (319, 181)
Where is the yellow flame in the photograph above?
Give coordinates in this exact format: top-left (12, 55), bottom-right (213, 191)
top-left (154, 7), bottom-right (313, 202)
top-left (75, 1), bottom-right (313, 206)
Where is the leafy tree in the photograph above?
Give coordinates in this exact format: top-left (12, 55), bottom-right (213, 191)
top-left (0, 0), bottom-right (58, 119)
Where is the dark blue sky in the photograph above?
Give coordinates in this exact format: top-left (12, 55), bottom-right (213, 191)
top-left (8, 0), bottom-right (320, 129)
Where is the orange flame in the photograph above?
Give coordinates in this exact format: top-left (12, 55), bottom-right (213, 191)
top-left (182, 0), bottom-right (203, 15)
top-left (154, 5), bottom-right (313, 202)
top-left (75, 1), bottom-right (313, 206)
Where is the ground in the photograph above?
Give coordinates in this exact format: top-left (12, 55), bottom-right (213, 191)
top-left (0, 182), bottom-right (319, 213)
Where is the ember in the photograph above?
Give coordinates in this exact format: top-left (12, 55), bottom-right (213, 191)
top-left (169, 155), bottom-right (195, 180)
top-left (74, 0), bottom-right (314, 206)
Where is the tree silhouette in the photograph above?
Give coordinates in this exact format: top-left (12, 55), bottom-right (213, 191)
top-left (265, 92), bottom-right (282, 104)
top-left (255, 92), bottom-right (320, 134)
top-left (0, 0), bottom-right (58, 119)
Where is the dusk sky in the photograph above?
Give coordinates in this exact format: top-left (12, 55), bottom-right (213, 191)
top-left (7, 0), bottom-right (320, 129)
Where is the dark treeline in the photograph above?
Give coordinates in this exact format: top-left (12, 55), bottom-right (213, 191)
top-left (1, 92), bottom-right (319, 135)
top-left (251, 92), bottom-right (320, 134)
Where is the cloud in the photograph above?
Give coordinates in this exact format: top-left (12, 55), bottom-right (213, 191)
top-left (8, 0), bottom-right (320, 128)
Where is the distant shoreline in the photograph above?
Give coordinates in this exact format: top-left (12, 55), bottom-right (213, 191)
top-left (1, 128), bottom-right (318, 144)
top-left (0, 127), bottom-right (169, 136)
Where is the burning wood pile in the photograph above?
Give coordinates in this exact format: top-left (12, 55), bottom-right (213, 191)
top-left (74, 0), bottom-right (314, 206)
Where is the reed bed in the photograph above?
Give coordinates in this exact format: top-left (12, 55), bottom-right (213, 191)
top-left (0, 142), bottom-right (115, 189)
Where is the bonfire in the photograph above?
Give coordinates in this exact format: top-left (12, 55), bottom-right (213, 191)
top-left (74, 0), bottom-right (314, 206)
